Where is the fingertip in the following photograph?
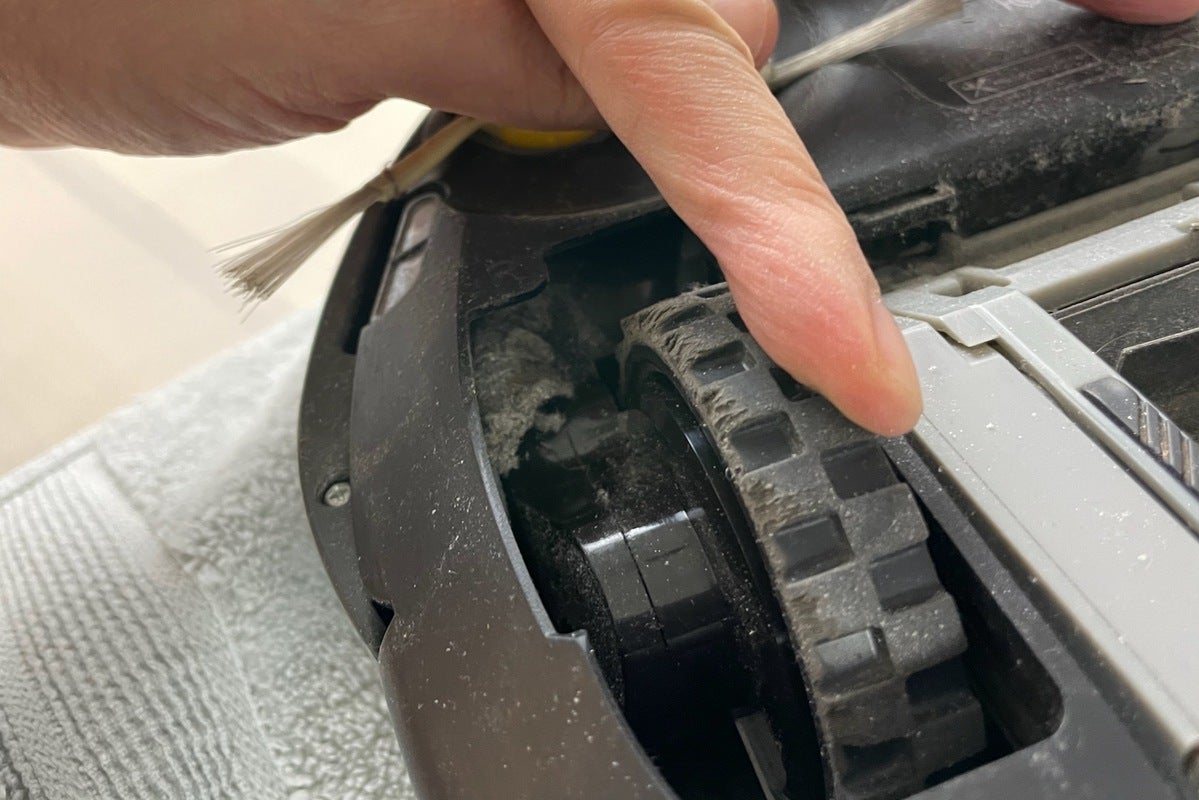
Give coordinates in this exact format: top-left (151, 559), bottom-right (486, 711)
top-left (821, 364), bottom-right (923, 437)
top-left (865, 300), bottom-right (924, 435)
top-left (822, 356), bottom-right (924, 438)
top-left (837, 303), bottom-right (923, 437)
top-left (775, 300), bottom-right (922, 438)
top-left (740, 290), bottom-right (923, 438)
top-left (839, 387), bottom-right (923, 437)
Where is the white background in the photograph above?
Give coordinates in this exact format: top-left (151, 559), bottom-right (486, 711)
top-left (0, 99), bottom-right (428, 472)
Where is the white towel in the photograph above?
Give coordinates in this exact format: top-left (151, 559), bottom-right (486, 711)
top-left (0, 312), bottom-right (410, 800)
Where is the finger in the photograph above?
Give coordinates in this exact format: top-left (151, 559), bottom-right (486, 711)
top-left (524, 0), bottom-right (922, 435)
top-left (11, 0), bottom-right (778, 152)
top-left (291, 0), bottom-right (778, 133)
top-left (1067, 0), bottom-right (1199, 23)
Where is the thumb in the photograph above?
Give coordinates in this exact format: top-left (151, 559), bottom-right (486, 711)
top-left (1067, 0), bottom-right (1199, 23)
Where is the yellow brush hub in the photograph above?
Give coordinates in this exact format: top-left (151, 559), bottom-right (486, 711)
top-left (483, 125), bottom-right (596, 151)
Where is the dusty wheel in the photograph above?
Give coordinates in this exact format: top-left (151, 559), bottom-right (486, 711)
top-left (618, 284), bottom-right (986, 800)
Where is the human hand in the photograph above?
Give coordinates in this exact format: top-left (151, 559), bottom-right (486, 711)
top-left (2, 0), bottom-right (1195, 434)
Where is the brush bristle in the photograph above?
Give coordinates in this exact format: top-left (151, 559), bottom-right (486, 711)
top-left (764, 0), bottom-right (964, 89)
top-left (217, 184), bottom-right (383, 303)
top-left (215, 115), bottom-right (484, 306)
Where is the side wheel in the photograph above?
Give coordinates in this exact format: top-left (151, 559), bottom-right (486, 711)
top-left (618, 285), bottom-right (986, 800)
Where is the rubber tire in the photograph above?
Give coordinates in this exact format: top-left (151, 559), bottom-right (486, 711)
top-left (619, 284), bottom-right (986, 800)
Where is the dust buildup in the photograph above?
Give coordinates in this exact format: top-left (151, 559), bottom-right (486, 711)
top-left (474, 299), bottom-right (574, 475)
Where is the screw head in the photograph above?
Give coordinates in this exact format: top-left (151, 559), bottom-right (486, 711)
top-left (322, 481), bottom-right (352, 508)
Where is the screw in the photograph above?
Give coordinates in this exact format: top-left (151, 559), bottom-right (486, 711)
top-left (322, 481), bottom-right (352, 507)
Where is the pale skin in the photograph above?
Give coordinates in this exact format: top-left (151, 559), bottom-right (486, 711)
top-left (1, 0), bottom-right (1196, 434)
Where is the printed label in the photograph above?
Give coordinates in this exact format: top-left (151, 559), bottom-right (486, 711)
top-left (948, 44), bottom-right (1102, 105)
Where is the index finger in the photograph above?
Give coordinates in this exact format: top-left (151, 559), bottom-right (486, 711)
top-left (523, 0), bottom-right (923, 436)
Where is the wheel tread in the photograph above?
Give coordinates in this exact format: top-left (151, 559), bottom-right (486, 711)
top-left (619, 286), bottom-right (985, 799)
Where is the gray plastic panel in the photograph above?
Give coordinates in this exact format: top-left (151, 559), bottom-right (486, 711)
top-left (883, 196), bottom-right (1199, 791)
top-left (888, 196), bottom-right (1199, 316)
top-left (896, 320), bottom-right (1199, 786)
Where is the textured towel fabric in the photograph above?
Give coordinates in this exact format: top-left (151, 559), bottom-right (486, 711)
top-left (0, 313), bottom-right (411, 800)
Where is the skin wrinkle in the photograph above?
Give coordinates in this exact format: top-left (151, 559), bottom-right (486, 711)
top-left (2, 3), bottom-right (77, 144)
top-left (600, 70), bottom-right (839, 242)
top-left (687, 157), bottom-right (876, 302)
top-left (224, 72), bottom-right (362, 140)
top-left (721, 220), bottom-right (873, 324)
top-left (504, 3), bottom-right (591, 126)
top-left (220, 19), bottom-right (376, 138)
top-left (699, 204), bottom-right (860, 318)
top-left (570, 0), bottom-right (756, 73)
top-left (577, 28), bottom-right (755, 126)
top-left (733, 287), bottom-right (872, 391)
top-left (246, 56), bottom-right (377, 123)
top-left (626, 120), bottom-right (800, 216)
top-left (127, 68), bottom-right (279, 154)
top-left (693, 162), bottom-right (845, 245)
top-left (318, 0), bottom-right (594, 128)
top-left (573, 27), bottom-right (758, 143)
top-left (729, 255), bottom-right (868, 346)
